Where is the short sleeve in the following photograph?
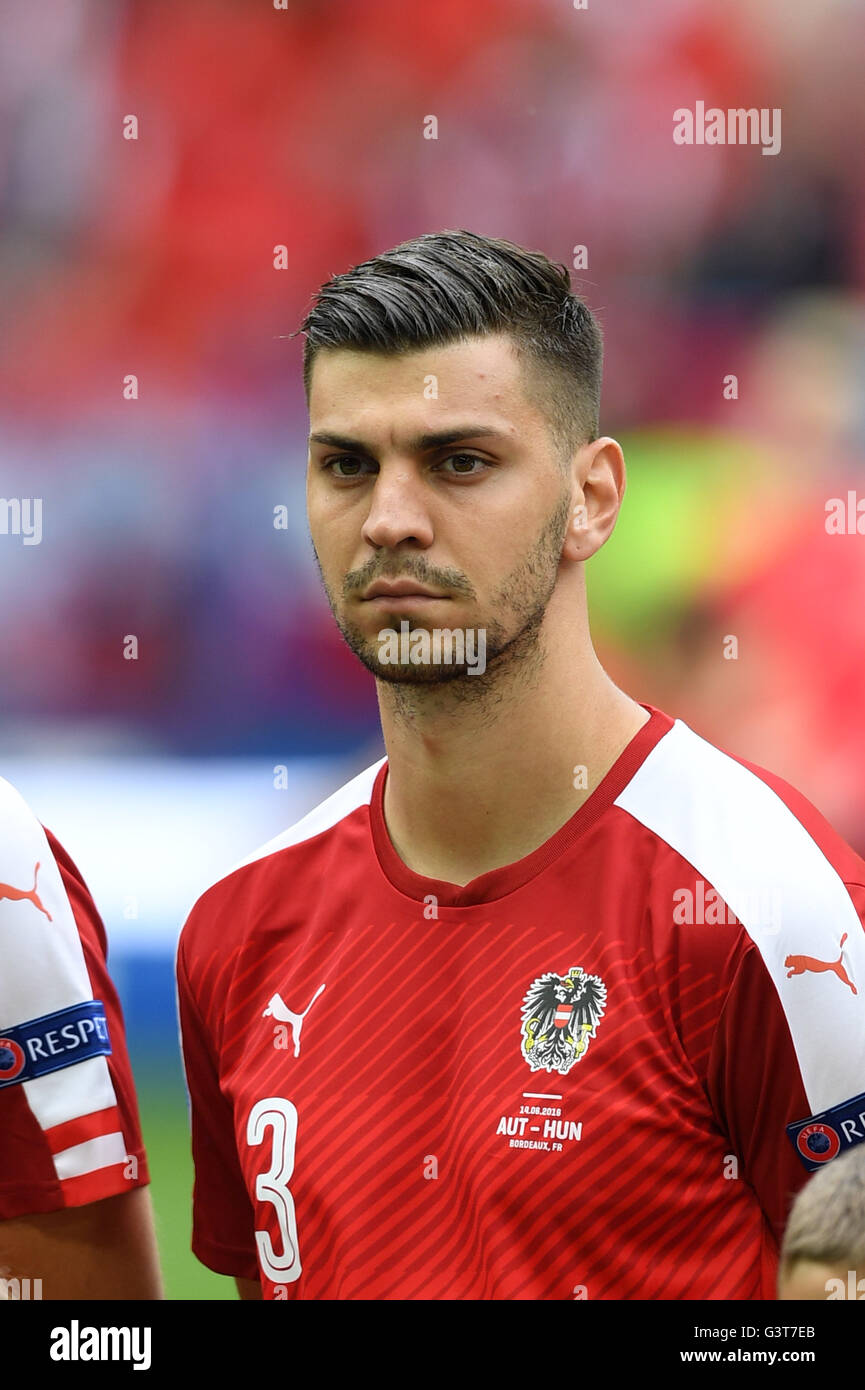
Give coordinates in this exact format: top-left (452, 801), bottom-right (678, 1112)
top-left (706, 891), bottom-right (865, 1246)
top-left (176, 934), bottom-right (258, 1280)
top-left (705, 942), bottom-right (812, 1244)
top-left (0, 779), bottom-right (149, 1217)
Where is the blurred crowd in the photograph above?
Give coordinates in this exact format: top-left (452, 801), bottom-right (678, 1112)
top-left (2, 0), bottom-right (865, 846)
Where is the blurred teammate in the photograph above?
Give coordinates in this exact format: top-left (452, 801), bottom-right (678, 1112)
top-left (0, 776), bottom-right (161, 1298)
top-left (178, 231), bottom-right (865, 1300)
top-left (777, 1146), bottom-right (865, 1300)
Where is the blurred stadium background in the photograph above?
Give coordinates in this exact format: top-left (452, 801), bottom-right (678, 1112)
top-left (2, 0), bottom-right (865, 1296)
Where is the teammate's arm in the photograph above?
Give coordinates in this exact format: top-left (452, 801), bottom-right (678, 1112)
top-left (0, 783), bottom-right (158, 1298)
top-left (0, 1188), bottom-right (162, 1300)
top-left (235, 1276), bottom-right (262, 1300)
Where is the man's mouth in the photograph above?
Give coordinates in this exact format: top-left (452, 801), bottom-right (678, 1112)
top-left (361, 579), bottom-right (447, 601)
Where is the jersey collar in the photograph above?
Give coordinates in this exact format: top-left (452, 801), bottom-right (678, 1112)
top-left (369, 703), bottom-right (675, 908)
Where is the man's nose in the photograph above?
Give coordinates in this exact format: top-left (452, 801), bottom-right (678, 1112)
top-left (360, 466), bottom-right (434, 550)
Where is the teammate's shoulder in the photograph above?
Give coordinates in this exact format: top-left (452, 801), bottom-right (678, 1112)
top-left (180, 754), bottom-right (387, 937)
top-left (0, 772), bottom-right (106, 969)
top-left (0, 772), bottom-right (43, 832)
top-left (0, 773), bottom-right (56, 883)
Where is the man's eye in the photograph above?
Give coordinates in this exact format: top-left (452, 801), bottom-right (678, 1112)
top-left (438, 454), bottom-right (487, 475)
top-left (322, 453), bottom-right (487, 478)
top-left (325, 456), bottom-right (374, 478)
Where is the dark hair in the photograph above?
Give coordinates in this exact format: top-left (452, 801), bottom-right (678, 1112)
top-left (298, 229), bottom-right (603, 456)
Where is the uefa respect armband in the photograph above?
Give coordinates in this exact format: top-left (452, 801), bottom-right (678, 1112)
top-left (786, 1089), bottom-right (865, 1171)
top-left (0, 1000), bottom-right (112, 1088)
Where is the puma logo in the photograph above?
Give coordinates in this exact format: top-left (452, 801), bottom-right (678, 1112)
top-left (785, 933), bottom-right (857, 995)
top-left (262, 982), bottom-right (326, 1056)
top-left (0, 862), bottom-right (52, 921)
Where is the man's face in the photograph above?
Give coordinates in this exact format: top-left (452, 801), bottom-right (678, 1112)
top-left (306, 333), bottom-right (573, 685)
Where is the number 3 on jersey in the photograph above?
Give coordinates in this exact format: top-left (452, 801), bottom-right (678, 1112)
top-left (246, 1097), bottom-right (301, 1284)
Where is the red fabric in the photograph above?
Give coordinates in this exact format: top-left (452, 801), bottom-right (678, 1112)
top-left (0, 830), bottom-right (149, 1218)
top-left (178, 706), bottom-right (865, 1299)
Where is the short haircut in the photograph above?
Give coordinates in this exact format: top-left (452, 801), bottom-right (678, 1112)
top-left (780, 1147), bottom-right (865, 1274)
top-left (298, 229), bottom-right (603, 458)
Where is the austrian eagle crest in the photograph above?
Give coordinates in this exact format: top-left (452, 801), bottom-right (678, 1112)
top-left (520, 966), bottom-right (606, 1075)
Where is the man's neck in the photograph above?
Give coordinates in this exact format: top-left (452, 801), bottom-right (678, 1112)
top-left (377, 630), bottom-right (649, 888)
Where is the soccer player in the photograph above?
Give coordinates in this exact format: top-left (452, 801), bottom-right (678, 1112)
top-left (0, 776), bottom-right (161, 1298)
top-left (177, 231), bottom-right (865, 1300)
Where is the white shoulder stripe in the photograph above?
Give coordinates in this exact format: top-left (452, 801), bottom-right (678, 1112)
top-left (0, 775), bottom-right (120, 1144)
top-left (615, 720), bottom-right (865, 1113)
top-left (231, 757), bottom-right (387, 872)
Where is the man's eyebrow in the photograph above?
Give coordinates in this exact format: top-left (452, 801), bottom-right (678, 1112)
top-left (308, 426), bottom-right (511, 453)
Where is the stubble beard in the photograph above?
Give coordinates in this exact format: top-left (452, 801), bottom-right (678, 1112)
top-left (314, 489), bottom-right (572, 710)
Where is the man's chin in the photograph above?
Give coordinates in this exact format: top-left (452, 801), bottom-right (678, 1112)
top-left (335, 618), bottom-right (491, 684)
top-left (357, 655), bottom-right (483, 685)
top-left (375, 664), bottom-right (482, 685)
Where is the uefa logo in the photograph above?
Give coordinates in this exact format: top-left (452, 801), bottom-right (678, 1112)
top-left (0, 1037), bottom-right (26, 1083)
top-left (795, 1121), bottom-right (841, 1164)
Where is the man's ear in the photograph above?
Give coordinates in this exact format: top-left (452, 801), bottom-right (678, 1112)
top-left (561, 437), bottom-right (626, 562)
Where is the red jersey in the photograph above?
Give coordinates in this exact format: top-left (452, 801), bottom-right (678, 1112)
top-left (0, 776), bottom-right (149, 1216)
top-left (177, 705), bottom-right (865, 1299)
